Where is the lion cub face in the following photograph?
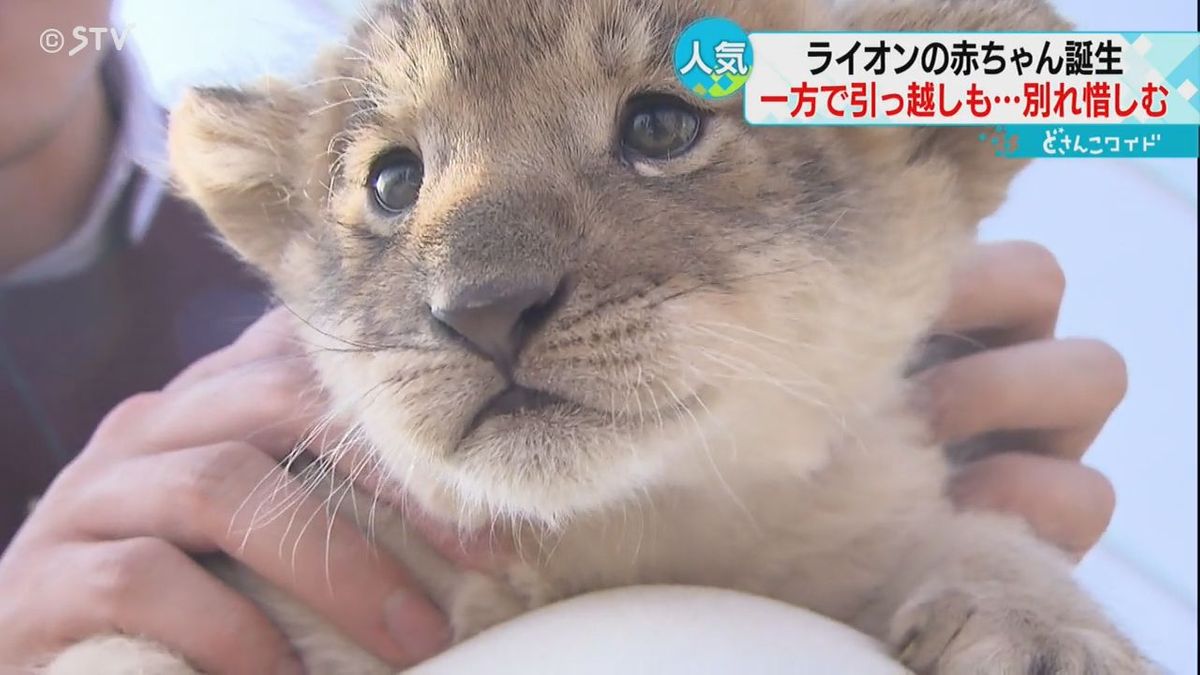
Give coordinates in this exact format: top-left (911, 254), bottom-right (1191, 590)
top-left (169, 0), bottom-right (1032, 522)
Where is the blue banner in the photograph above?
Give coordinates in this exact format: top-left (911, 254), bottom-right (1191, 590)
top-left (980, 124), bottom-right (1199, 158)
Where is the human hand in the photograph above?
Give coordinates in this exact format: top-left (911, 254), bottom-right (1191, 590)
top-left (0, 310), bottom-right (502, 674)
top-left (913, 241), bottom-right (1127, 560)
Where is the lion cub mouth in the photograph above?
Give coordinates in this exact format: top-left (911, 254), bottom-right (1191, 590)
top-left (464, 385), bottom-right (574, 435)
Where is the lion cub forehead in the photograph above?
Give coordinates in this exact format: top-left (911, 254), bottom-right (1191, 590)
top-left (346, 0), bottom-right (822, 98)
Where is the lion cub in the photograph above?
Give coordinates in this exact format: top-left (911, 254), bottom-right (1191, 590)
top-left (47, 0), bottom-right (1151, 673)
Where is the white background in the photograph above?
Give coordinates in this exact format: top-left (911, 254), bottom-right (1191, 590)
top-left (114, 0), bottom-right (1198, 671)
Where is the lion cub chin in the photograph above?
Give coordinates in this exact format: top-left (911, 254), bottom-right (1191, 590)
top-left (45, 0), bottom-right (1153, 673)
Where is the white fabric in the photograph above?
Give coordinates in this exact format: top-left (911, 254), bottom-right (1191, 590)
top-left (413, 586), bottom-right (910, 675)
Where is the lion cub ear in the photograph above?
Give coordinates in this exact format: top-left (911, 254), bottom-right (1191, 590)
top-left (167, 81), bottom-right (312, 277)
top-left (838, 0), bottom-right (1071, 220)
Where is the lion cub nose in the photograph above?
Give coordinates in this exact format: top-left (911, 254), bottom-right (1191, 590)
top-left (431, 278), bottom-right (566, 372)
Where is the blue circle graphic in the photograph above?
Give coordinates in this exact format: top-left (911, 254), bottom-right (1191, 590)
top-left (674, 17), bottom-right (754, 100)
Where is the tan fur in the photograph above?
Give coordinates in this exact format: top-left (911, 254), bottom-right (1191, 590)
top-left (47, 1), bottom-right (1152, 673)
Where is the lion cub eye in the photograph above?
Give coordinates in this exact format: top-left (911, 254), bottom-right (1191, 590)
top-left (620, 95), bottom-right (702, 161)
top-left (368, 150), bottom-right (424, 214)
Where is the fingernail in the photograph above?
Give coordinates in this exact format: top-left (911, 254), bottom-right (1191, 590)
top-left (276, 654), bottom-right (307, 675)
top-left (385, 592), bottom-right (452, 662)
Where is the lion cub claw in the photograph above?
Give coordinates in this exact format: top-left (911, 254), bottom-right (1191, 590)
top-left (890, 583), bottom-right (1154, 675)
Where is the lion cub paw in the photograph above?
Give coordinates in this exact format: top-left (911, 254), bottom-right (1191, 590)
top-left (889, 584), bottom-right (1154, 675)
top-left (447, 571), bottom-right (529, 642)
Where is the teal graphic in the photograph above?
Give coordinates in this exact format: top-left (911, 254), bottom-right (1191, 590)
top-left (979, 124), bottom-right (1199, 158)
top-left (675, 17), bottom-right (753, 100)
top-left (1116, 33), bottom-right (1199, 120)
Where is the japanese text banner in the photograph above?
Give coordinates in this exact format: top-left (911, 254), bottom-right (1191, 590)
top-left (744, 33), bottom-right (1200, 126)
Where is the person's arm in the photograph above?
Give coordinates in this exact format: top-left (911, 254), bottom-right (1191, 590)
top-left (0, 0), bottom-right (116, 276)
top-left (0, 311), bottom-right (509, 672)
